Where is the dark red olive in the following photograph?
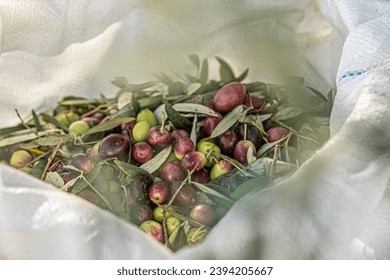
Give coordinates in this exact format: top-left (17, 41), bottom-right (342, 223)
top-left (98, 134), bottom-right (131, 161)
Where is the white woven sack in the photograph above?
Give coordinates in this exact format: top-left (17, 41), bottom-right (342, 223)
top-left (0, 0), bottom-right (389, 259)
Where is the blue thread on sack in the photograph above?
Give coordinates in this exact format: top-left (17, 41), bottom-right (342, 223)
top-left (339, 59), bottom-right (390, 81)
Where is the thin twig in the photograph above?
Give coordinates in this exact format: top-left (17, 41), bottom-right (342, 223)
top-left (162, 211), bottom-right (170, 249)
top-left (15, 109), bottom-right (39, 137)
top-left (163, 164), bottom-right (198, 247)
top-left (27, 150), bottom-right (52, 166)
top-left (40, 140), bottom-right (62, 180)
top-left (269, 144), bottom-right (280, 182)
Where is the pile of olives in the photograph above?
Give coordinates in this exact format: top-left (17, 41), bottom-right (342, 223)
top-left (0, 81), bottom-right (295, 249)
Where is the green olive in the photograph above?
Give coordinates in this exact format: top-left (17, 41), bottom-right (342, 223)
top-left (69, 120), bottom-right (90, 136)
top-left (132, 121), bottom-right (151, 143)
top-left (55, 111), bottom-right (80, 127)
top-left (166, 216), bottom-right (181, 235)
top-left (10, 150), bottom-right (33, 169)
top-left (153, 205), bottom-right (172, 223)
top-left (196, 141), bottom-right (221, 167)
top-left (136, 109), bottom-right (158, 127)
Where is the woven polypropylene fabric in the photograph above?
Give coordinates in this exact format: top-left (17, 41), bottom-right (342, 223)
top-left (0, 0), bottom-right (389, 259)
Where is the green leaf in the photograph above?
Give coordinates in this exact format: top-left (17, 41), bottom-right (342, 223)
top-left (40, 113), bottom-right (69, 132)
top-left (216, 152), bottom-right (258, 177)
top-left (209, 105), bottom-right (245, 138)
top-left (190, 113), bottom-right (198, 146)
top-left (60, 99), bottom-right (100, 106)
top-left (140, 145), bottom-right (172, 174)
top-left (287, 76), bottom-right (304, 86)
top-left (216, 56), bottom-right (235, 83)
top-left (114, 160), bottom-right (154, 182)
top-left (0, 129), bottom-right (59, 148)
top-left (257, 134), bottom-right (290, 157)
top-left (44, 172), bottom-right (65, 188)
top-left (154, 72), bottom-right (174, 85)
top-left (307, 86), bottom-right (328, 103)
top-left (168, 81), bottom-right (185, 96)
top-left (111, 76), bottom-right (130, 89)
top-left (198, 59), bottom-right (208, 84)
top-left (189, 54), bottom-right (200, 70)
top-left (165, 103), bottom-right (192, 129)
top-left (162, 205), bottom-right (204, 228)
top-left (35, 135), bottom-right (72, 146)
top-left (247, 145), bottom-right (256, 164)
top-left (30, 159), bottom-right (48, 178)
top-left (20, 142), bottom-right (40, 149)
top-left (254, 113), bottom-right (273, 122)
top-left (32, 110), bottom-right (44, 132)
top-left (231, 176), bottom-right (268, 200)
top-left (236, 68), bottom-right (249, 82)
top-left (245, 82), bottom-right (267, 92)
top-left (186, 83), bottom-right (202, 95)
top-left (83, 117), bottom-right (134, 135)
top-left (132, 98), bottom-right (141, 116)
top-left (169, 226), bottom-right (187, 252)
top-left (192, 182), bottom-right (234, 204)
top-left (117, 92), bottom-right (133, 110)
top-left (172, 103), bottom-right (218, 117)
top-left (273, 107), bottom-right (303, 121)
top-left (0, 124), bottom-right (26, 136)
top-left (111, 77), bottom-right (156, 91)
top-left (71, 166), bottom-right (102, 194)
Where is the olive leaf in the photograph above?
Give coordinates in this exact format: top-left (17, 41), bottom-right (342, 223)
top-left (154, 72), bottom-right (174, 85)
top-left (132, 98), bottom-right (141, 116)
top-left (246, 145), bottom-right (256, 164)
top-left (188, 54), bottom-right (200, 70)
top-left (172, 103), bottom-right (218, 117)
top-left (40, 113), bottom-right (69, 132)
top-left (273, 107), bottom-right (303, 121)
top-left (307, 86), bottom-right (328, 103)
top-left (198, 59), bottom-right (208, 84)
top-left (216, 56), bottom-right (235, 83)
top-left (111, 77), bottom-right (156, 91)
top-left (60, 99), bottom-right (100, 106)
top-left (190, 113), bottom-right (198, 146)
top-left (71, 166), bottom-right (102, 194)
top-left (30, 159), bottom-right (48, 178)
top-left (153, 104), bottom-right (166, 124)
top-left (257, 134), bottom-right (290, 157)
top-left (191, 181), bottom-right (234, 204)
top-left (215, 152), bottom-right (258, 177)
top-left (83, 117), bottom-right (134, 136)
top-left (35, 135), bottom-right (72, 146)
top-left (140, 145), bottom-right (172, 174)
top-left (169, 225), bottom-right (187, 252)
top-left (165, 103), bottom-right (192, 128)
top-left (209, 105), bottom-right (245, 139)
top-left (0, 129), bottom-right (59, 148)
top-left (0, 124), bottom-right (26, 136)
top-left (117, 92), bottom-right (133, 110)
top-left (114, 160), bottom-right (154, 182)
top-left (230, 176), bottom-right (268, 200)
top-left (236, 68), bottom-right (249, 82)
top-left (254, 113), bottom-right (273, 122)
top-left (20, 142), bottom-right (40, 149)
top-left (32, 110), bottom-right (44, 132)
top-left (186, 83), bottom-right (202, 95)
top-left (161, 205), bottom-right (204, 228)
top-left (168, 81), bottom-right (185, 96)
top-left (44, 172), bottom-right (65, 188)
top-left (184, 73), bottom-right (198, 83)
top-left (245, 82), bottom-right (268, 93)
